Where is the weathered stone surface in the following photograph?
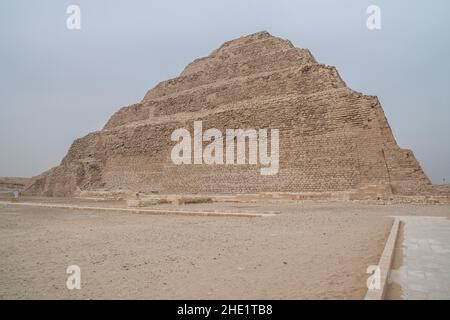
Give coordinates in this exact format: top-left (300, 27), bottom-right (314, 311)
top-left (25, 31), bottom-right (436, 198)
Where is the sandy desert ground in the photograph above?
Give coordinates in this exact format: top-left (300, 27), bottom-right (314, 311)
top-left (1, 198), bottom-right (449, 299)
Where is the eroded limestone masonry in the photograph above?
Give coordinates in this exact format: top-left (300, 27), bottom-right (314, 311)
top-left (26, 32), bottom-right (433, 198)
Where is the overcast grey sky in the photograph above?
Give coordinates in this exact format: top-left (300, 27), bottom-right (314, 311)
top-left (0, 0), bottom-right (449, 183)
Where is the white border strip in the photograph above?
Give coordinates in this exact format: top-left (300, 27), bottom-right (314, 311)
top-left (0, 201), bottom-right (276, 218)
top-left (365, 218), bottom-right (401, 300)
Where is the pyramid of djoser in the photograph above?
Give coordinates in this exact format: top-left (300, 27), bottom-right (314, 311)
top-left (27, 31), bottom-right (442, 200)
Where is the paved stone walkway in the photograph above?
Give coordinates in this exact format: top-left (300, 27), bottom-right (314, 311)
top-left (389, 216), bottom-right (450, 300)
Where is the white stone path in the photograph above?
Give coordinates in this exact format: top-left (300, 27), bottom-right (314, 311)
top-left (389, 216), bottom-right (450, 300)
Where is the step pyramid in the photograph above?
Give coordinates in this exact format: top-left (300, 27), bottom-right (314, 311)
top-left (26, 31), bottom-right (431, 197)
